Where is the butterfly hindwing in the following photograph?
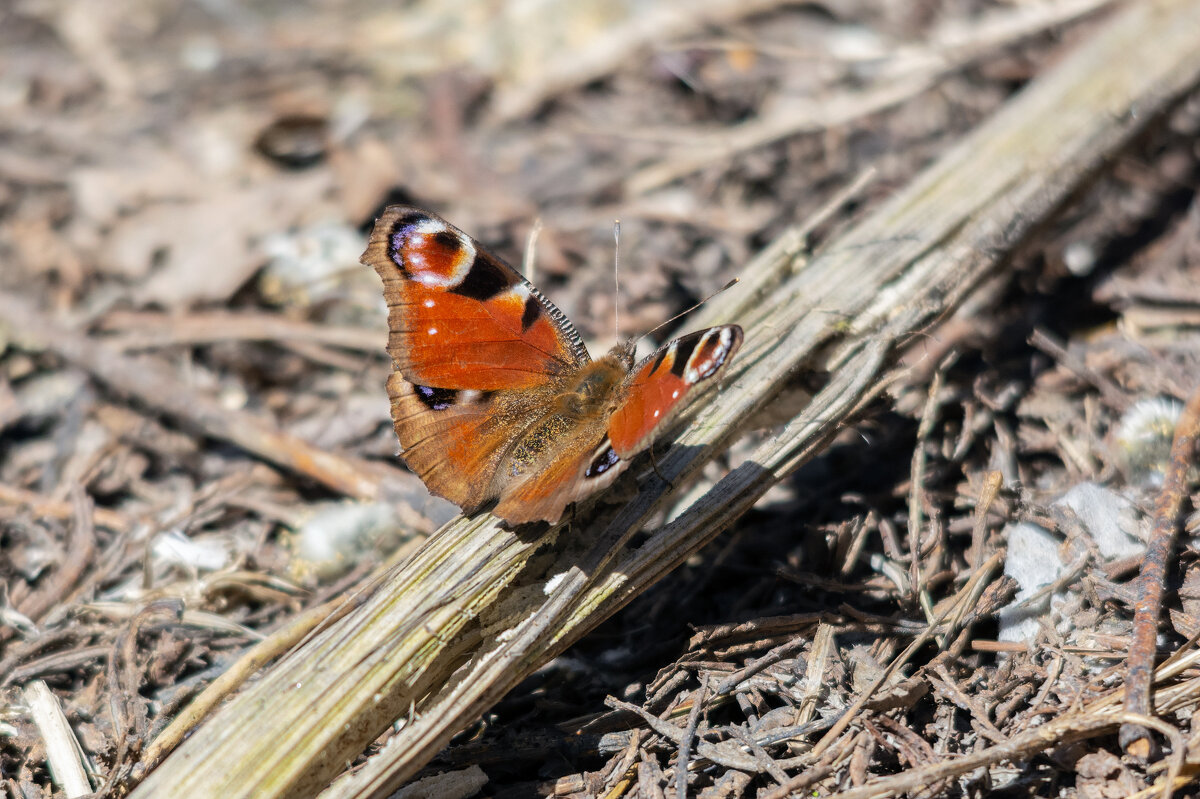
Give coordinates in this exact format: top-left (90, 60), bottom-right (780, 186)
top-left (491, 418), bottom-right (625, 525)
top-left (364, 206), bottom-right (590, 391)
top-left (386, 373), bottom-right (552, 515)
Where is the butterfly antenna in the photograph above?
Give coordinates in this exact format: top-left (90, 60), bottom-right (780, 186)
top-left (613, 219), bottom-right (622, 342)
top-left (522, 217), bottom-right (544, 282)
top-left (639, 278), bottom-right (740, 343)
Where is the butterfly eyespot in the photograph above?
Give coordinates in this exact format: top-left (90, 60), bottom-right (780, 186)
top-left (411, 218), bottom-right (447, 235)
top-left (389, 217), bottom-right (476, 289)
top-left (585, 444), bottom-right (620, 478)
top-left (414, 385), bottom-right (458, 411)
top-left (682, 328), bottom-right (734, 384)
top-left (427, 327), bottom-right (438, 336)
top-left (423, 299), bottom-right (435, 308)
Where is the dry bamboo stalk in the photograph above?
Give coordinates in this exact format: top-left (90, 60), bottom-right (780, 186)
top-left (130, 1), bottom-right (1200, 797)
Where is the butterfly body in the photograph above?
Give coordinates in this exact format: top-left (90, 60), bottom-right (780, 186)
top-left (364, 206), bottom-right (742, 525)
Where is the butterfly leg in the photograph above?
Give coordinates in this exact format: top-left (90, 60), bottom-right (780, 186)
top-left (647, 445), bottom-right (675, 490)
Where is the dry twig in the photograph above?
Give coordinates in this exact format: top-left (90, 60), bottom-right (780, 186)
top-left (0, 297), bottom-right (418, 504)
top-left (674, 679), bottom-right (707, 799)
top-left (623, 0), bottom-right (1117, 194)
top-left (1121, 384), bottom-right (1200, 758)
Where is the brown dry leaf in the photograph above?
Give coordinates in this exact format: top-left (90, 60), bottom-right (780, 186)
top-left (1074, 751), bottom-right (1143, 799)
top-left (68, 130), bottom-right (350, 305)
top-left (128, 175), bottom-right (334, 306)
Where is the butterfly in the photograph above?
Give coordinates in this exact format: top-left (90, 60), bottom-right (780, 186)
top-left (363, 206), bottom-right (743, 525)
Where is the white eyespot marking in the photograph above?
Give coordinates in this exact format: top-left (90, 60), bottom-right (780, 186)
top-left (423, 298), bottom-right (435, 308)
top-left (585, 440), bottom-right (620, 478)
top-left (672, 390), bottom-right (679, 399)
top-left (412, 218), bottom-right (446, 234)
top-left (459, 389), bottom-right (482, 404)
top-left (427, 327), bottom-right (438, 336)
top-left (653, 409), bottom-right (660, 418)
top-left (493, 282), bottom-right (533, 309)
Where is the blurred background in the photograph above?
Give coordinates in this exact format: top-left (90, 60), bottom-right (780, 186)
top-left (0, 0), bottom-right (1114, 343)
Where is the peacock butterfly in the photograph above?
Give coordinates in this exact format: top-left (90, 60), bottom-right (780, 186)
top-left (363, 206), bottom-right (743, 525)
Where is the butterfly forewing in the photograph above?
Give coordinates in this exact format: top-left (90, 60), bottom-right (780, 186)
top-left (608, 326), bottom-right (743, 457)
top-left (364, 206), bottom-right (589, 391)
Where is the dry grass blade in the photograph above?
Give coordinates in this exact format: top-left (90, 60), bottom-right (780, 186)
top-left (22, 680), bottom-right (95, 797)
top-left (98, 310), bottom-right (384, 353)
top-left (623, 0), bottom-right (1117, 194)
top-left (0, 482), bottom-right (132, 533)
top-left (128, 2), bottom-right (1200, 796)
top-left (487, 0), bottom-right (798, 122)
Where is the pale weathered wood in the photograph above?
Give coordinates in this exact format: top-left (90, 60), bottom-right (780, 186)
top-left (130, 2), bottom-right (1200, 796)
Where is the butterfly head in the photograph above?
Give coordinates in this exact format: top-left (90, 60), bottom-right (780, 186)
top-left (606, 339), bottom-right (639, 370)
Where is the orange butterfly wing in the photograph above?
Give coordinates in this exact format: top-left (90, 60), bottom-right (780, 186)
top-left (364, 206), bottom-right (589, 391)
top-left (363, 207), bottom-right (591, 515)
top-left (608, 326), bottom-right (743, 457)
top-left (384, 373), bottom-right (548, 516)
